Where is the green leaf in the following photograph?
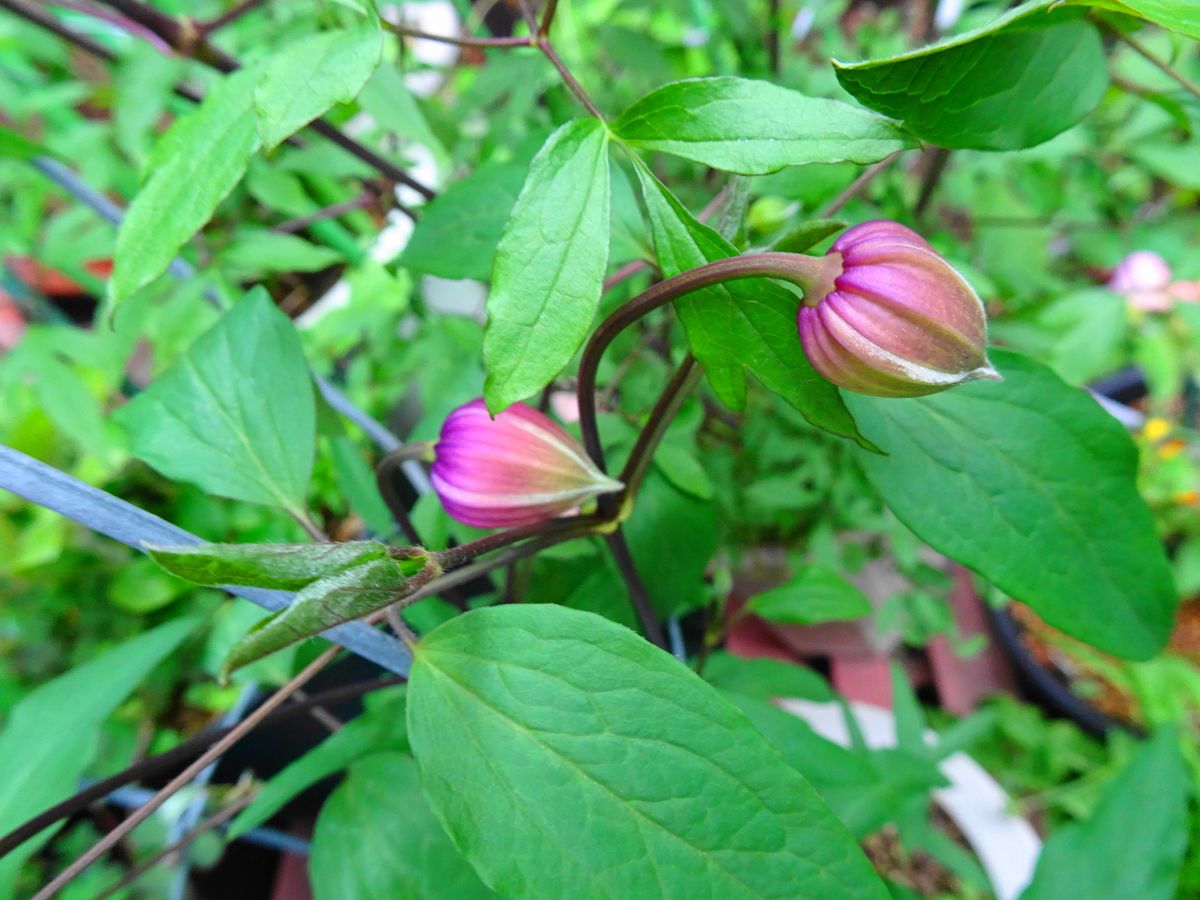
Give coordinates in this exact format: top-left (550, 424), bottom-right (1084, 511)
top-left (634, 165), bottom-right (870, 447)
top-left (255, 23), bottom-right (383, 150)
top-left (109, 556), bottom-right (186, 614)
top-left (399, 158), bottom-right (526, 281)
top-left (229, 686), bottom-right (408, 840)
top-left (1003, 289), bottom-right (1128, 386)
top-left (482, 119), bottom-right (611, 412)
top-left (834, 1), bottom-right (1108, 150)
top-left (625, 468), bottom-right (719, 618)
top-left (703, 651), bottom-right (834, 702)
top-left (889, 661), bottom-right (927, 755)
top-left (1071, 0), bottom-right (1200, 39)
top-left (114, 290), bottom-right (316, 513)
top-left (614, 77), bottom-right (913, 174)
top-left (766, 219), bottom-right (848, 254)
top-left (328, 435), bottom-right (395, 536)
top-left (729, 693), bottom-right (945, 841)
top-left (0, 125), bottom-right (40, 160)
top-left (25, 349), bottom-right (118, 464)
top-left (359, 64), bottom-right (448, 163)
top-left (311, 753), bottom-right (496, 900)
top-left (525, 540), bottom-right (636, 630)
top-left (652, 439), bottom-right (714, 500)
top-left (222, 556), bottom-right (418, 677)
top-left (747, 565), bottom-right (872, 626)
top-left (407, 605), bottom-right (887, 899)
top-left (145, 540), bottom-right (390, 590)
top-left (1021, 730), bottom-right (1188, 900)
top-left (1132, 143), bottom-right (1200, 191)
top-left (220, 229), bottom-right (344, 276)
top-left (721, 692), bottom-right (878, 793)
top-left (0, 619), bottom-right (198, 895)
top-left (109, 68), bottom-right (261, 308)
top-left (845, 350), bottom-right (1176, 660)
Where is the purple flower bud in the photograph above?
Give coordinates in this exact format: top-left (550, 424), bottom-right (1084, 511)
top-left (432, 399), bottom-right (622, 529)
top-left (797, 220), bottom-right (999, 397)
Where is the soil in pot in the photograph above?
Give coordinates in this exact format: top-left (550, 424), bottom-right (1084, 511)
top-left (1011, 597), bottom-right (1200, 728)
top-left (861, 806), bottom-right (975, 898)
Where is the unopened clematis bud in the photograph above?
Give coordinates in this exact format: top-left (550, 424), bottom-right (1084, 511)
top-left (431, 399), bottom-right (622, 529)
top-left (796, 220), bottom-right (999, 397)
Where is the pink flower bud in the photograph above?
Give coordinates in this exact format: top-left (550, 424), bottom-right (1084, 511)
top-left (432, 399), bottom-right (622, 529)
top-left (797, 220), bottom-right (999, 397)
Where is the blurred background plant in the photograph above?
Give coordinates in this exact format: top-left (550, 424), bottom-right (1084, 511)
top-left (1, 0), bottom-right (1198, 897)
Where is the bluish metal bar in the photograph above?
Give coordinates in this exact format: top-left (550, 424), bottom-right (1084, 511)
top-left (167, 683), bottom-right (260, 899)
top-left (0, 444), bottom-right (413, 676)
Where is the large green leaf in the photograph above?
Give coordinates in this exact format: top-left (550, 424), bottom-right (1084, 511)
top-left (311, 752), bottom-right (496, 900)
top-left (407, 605), bottom-right (887, 899)
top-left (834, 1), bottom-right (1108, 150)
top-left (114, 290), bottom-right (316, 514)
top-left (1022, 730), bottom-right (1188, 900)
top-left (229, 686), bottom-right (408, 840)
top-left (721, 693), bottom-right (942, 840)
top-left (109, 68), bottom-right (260, 307)
top-left (399, 158), bottom-right (526, 281)
top-left (0, 619), bottom-right (198, 895)
top-left (613, 77), bottom-right (913, 174)
top-left (634, 165), bottom-right (869, 447)
top-left (846, 350), bottom-right (1176, 659)
top-left (255, 23), bottom-right (383, 149)
top-left (482, 119), bottom-right (611, 412)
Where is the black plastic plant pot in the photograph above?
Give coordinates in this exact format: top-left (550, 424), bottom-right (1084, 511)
top-left (984, 604), bottom-right (1133, 738)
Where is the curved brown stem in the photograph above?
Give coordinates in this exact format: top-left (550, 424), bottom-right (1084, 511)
top-left (384, 21), bottom-right (531, 48)
top-left (375, 443), bottom-right (435, 545)
top-left (604, 529), bottom-right (667, 649)
top-left (433, 513), bottom-right (608, 571)
top-left (576, 252), bottom-right (836, 473)
top-left (613, 355), bottom-right (702, 511)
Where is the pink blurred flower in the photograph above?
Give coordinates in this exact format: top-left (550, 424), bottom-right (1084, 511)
top-left (1109, 250), bottom-right (1174, 312)
top-left (549, 390), bottom-right (581, 424)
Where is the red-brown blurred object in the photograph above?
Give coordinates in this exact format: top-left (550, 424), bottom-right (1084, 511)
top-left (6, 255), bottom-right (111, 296)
